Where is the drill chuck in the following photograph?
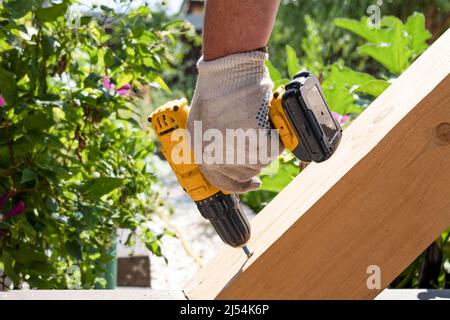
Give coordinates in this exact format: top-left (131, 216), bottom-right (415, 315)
top-left (195, 192), bottom-right (251, 248)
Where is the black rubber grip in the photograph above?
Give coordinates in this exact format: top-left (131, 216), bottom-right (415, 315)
top-left (195, 192), bottom-right (251, 248)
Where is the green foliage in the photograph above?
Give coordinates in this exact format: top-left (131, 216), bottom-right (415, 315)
top-left (391, 228), bottom-right (450, 288)
top-left (285, 45), bottom-right (301, 79)
top-left (0, 0), bottom-right (184, 289)
top-left (271, 0), bottom-right (448, 74)
top-left (151, 19), bottom-right (201, 106)
top-left (267, 13), bottom-right (431, 117)
top-left (265, 60), bottom-right (288, 88)
top-left (323, 64), bottom-right (381, 115)
top-left (335, 14), bottom-right (431, 75)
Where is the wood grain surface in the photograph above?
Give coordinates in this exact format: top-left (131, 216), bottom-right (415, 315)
top-left (184, 30), bottom-right (450, 300)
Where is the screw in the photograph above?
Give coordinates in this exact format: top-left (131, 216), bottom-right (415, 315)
top-left (242, 245), bottom-right (253, 258)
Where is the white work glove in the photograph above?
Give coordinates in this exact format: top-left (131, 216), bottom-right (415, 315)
top-left (187, 51), bottom-right (282, 193)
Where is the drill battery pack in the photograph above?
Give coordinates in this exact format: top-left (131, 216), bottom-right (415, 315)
top-left (270, 71), bottom-right (342, 163)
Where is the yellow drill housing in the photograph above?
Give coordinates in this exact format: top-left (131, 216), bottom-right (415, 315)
top-left (148, 87), bottom-right (304, 201)
top-left (148, 99), bottom-right (221, 202)
top-left (149, 89), bottom-right (302, 202)
top-left (268, 85), bottom-right (300, 152)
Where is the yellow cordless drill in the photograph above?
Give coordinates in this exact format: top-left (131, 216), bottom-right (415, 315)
top-left (148, 71), bottom-right (342, 257)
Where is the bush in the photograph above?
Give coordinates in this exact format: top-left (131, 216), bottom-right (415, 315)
top-left (0, 0), bottom-right (185, 289)
top-left (271, 0), bottom-right (449, 73)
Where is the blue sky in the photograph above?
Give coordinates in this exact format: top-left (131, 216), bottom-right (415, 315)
top-left (75, 0), bottom-right (183, 15)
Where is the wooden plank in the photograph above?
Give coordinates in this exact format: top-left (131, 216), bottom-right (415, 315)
top-left (183, 30), bottom-right (450, 300)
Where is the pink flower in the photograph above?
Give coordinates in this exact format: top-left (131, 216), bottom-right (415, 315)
top-left (0, 191), bottom-right (12, 209)
top-left (102, 76), bottom-right (113, 91)
top-left (0, 192), bottom-right (25, 220)
top-left (116, 84), bottom-right (132, 97)
top-left (332, 112), bottom-right (351, 126)
top-left (0, 95), bottom-right (5, 108)
top-left (3, 200), bottom-right (25, 220)
top-left (100, 75), bottom-right (132, 97)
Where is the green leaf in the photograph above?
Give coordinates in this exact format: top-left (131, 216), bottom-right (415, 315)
top-left (80, 15), bottom-right (93, 26)
top-left (80, 177), bottom-right (128, 199)
top-left (45, 197), bottom-right (59, 211)
top-left (2, 251), bottom-right (19, 283)
top-left (274, 79), bottom-right (290, 88)
top-left (353, 80), bottom-right (390, 97)
top-left (66, 241), bottom-right (82, 260)
top-left (335, 17), bottom-right (389, 43)
top-left (21, 168), bottom-right (37, 184)
top-left (322, 64), bottom-right (373, 114)
top-left (389, 17), bottom-right (412, 75)
top-left (153, 76), bottom-right (171, 93)
top-left (36, 2), bottom-right (68, 23)
top-left (0, 67), bottom-right (18, 104)
top-left (27, 277), bottom-right (59, 289)
top-left (337, 16), bottom-right (415, 75)
top-left (4, 0), bottom-right (33, 19)
top-left (405, 12), bottom-right (431, 56)
top-left (52, 107), bottom-right (65, 122)
top-left (259, 158), bottom-right (281, 176)
top-left (84, 72), bottom-right (102, 89)
top-left (23, 111), bottom-right (55, 132)
top-left (0, 38), bottom-right (12, 52)
top-left (285, 45), bottom-right (301, 78)
top-left (25, 261), bottom-right (56, 276)
top-left (94, 277), bottom-right (108, 288)
top-left (104, 49), bottom-right (121, 69)
top-left (359, 43), bottom-right (409, 75)
top-left (137, 5), bottom-right (152, 17)
top-left (301, 15), bottom-right (324, 74)
top-left (100, 5), bottom-right (114, 13)
top-left (259, 161), bottom-right (298, 193)
top-left (323, 64), bottom-right (375, 87)
top-left (132, 16), bottom-right (146, 37)
top-left (326, 94), bottom-right (361, 115)
top-left (265, 60), bottom-right (282, 82)
top-left (164, 230), bottom-right (177, 238)
top-left (163, 20), bottom-right (185, 31)
top-left (240, 190), bottom-right (276, 212)
top-left (116, 74), bottom-right (133, 88)
top-left (12, 247), bottom-right (48, 264)
top-left (42, 35), bottom-right (58, 58)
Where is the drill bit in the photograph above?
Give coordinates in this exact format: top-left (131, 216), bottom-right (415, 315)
top-left (242, 245), bottom-right (253, 258)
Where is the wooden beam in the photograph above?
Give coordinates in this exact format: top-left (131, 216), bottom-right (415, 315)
top-left (184, 30), bottom-right (450, 300)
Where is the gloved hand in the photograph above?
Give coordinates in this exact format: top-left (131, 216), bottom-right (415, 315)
top-left (187, 51), bottom-right (282, 193)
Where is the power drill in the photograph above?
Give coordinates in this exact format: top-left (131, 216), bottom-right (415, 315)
top-left (148, 71), bottom-right (342, 257)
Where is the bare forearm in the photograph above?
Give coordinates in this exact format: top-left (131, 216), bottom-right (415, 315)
top-left (203, 0), bottom-right (280, 61)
